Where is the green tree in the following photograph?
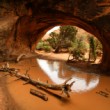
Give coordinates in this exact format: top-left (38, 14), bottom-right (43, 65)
top-left (47, 32), bottom-right (59, 49)
top-left (88, 36), bottom-right (96, 62)
top-left (36, 40), bottom-right (52, 52)
top-left (54, 25), bottom-right (77, 53)
top-left (88, 36), bottom-right (102, 62)
top-left (68, 36), bottom-right (87, 61)
top-left (94, 38), bottom-right (103, 57)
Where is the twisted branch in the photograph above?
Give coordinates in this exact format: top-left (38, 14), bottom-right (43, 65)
top-left (0, 63), bottom-right (75, 97)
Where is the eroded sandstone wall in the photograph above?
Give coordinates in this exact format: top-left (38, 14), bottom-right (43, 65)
top-left (0, 0), bottom-right (110, 71)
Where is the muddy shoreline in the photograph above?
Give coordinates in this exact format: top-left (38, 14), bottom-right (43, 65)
top-left (0, 52), bottom-right (110, 110)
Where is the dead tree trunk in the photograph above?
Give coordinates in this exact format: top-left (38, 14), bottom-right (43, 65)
top-left (0, 63), bottom-right (75, 97)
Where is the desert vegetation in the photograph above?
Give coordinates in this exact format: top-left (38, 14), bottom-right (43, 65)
top-left (36, 26), bottom-right (102, 63)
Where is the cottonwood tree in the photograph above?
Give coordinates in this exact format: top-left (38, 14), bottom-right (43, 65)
top-left (54, 25), bottom-right (77, 53)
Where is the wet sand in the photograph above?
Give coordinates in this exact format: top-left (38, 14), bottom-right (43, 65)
top-left (4, 57), bottom-right (110, 110)
top-left (0, 72), bottom-right (20, 110)
top-left (0, 51), bottom-right (110, 110)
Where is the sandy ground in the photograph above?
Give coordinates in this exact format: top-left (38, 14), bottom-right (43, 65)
top-left (0, 52), bottom-right (110, 110)
top-left (35, 50), bottom-right (69, 61)
top-left (0, 73), bottom-right (20, 110)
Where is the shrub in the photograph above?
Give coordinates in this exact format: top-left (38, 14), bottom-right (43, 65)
top-left (36, 40), bottom-right (52, 52)
top-left (36, 40), bottom-right (44, 50)
top-left (43, 45), bottom-right (52, 52)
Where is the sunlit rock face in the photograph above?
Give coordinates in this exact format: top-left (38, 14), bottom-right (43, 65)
top-left (0, 0), bottom-right (110, 71)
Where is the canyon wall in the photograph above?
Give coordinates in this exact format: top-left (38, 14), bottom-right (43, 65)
top-left (0, 0), bottom-right (110, 71)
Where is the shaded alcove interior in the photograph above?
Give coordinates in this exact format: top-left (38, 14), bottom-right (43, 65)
top-left (0, 0), bottom-right (110, 72)
top-left (3, 5), bottom-right (109, 72)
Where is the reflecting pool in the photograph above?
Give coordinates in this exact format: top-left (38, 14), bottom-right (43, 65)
top-left (36, 59), bottom-right (99, 93)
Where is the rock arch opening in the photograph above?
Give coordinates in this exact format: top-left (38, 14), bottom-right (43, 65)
top-left (4, 13), bottom-right (108, 72)
top-left (0, 0), bottom-right (109, 72)
top-left (36, 25), bottom-right (103, 65)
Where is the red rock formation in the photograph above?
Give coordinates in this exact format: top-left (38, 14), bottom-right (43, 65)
top-left (1, 0), bottom-right (110, 72)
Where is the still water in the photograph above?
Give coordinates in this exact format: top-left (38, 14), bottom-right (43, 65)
top-left (6, 58), bottom-right (110, 110)
top-left (37, 59), bottom-right (99, 93)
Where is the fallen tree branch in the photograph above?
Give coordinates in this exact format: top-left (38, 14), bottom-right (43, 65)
top-left (30, 88), bottom-right (48, 101)
top-left (37, 86), bottom-right (63, 99)
top-left (16, 54), bottom-right (26, 62)
top-left (0, 63), bottom-right (75, 97)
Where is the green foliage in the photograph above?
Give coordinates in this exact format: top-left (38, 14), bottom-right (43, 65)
top-left (88, 36), bottom-right (96, 61)
top-left (59, 25), bottom-right (77, 42)
top-left (54, 25), bottom-right (78, 53)
top-left (68, 36), bottom-right (87, 61)
top-left (94, 38), bottom-right (103, 56)
top-left (47, 32), bottom-right (59, 49)
top-left (36, 26), bottom-right (102, 62)
top-left (36, 40), bottom-right (52, 52)
top-left (42, 45), bottom-right (52, 52)
top-left (88, 35), bottom-right (102, 62)
top-left (36, 40), bottom-right (44, 50)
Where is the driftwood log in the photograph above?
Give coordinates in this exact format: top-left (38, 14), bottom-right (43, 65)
top-left (16, 54), bottom-right (26, 62)
top-left (0, 63), bottom-right (75, 97)
top-left (30, 88), bottom-right (48, 101)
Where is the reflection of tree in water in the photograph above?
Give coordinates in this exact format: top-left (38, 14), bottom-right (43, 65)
top-left (57, 62), bottom-right (99, 86)
top-left (37, 59), bottom-right (99, 92)
top-left (47, 60), bottom-right (74, 79)
top-left (46, 61), bottom-right (54, 71)
top-left (47, 60), bottom-right (59, 72)
top-left (85, 74), bottom-right (96, 86)
top-left (58, 63), bottom-right (75, 79)
top-left (46, 60), bottom-right (98, 84)
top-left (57, 62), bottom-right (63, 77)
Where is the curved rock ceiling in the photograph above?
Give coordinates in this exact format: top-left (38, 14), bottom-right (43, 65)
top-left (0, 0), bottom-right (110, 72)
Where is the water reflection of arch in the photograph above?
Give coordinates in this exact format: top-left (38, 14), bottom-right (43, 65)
top-left (36, 58), bottom-right (99, 93)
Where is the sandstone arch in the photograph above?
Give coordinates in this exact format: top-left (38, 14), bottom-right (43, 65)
top-left (0, 0), bottom-right (110, 72)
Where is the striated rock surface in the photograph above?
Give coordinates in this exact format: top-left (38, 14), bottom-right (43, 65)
top-left (0, 0), bottom-right (110, 71)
